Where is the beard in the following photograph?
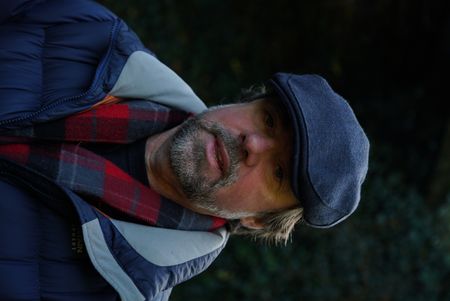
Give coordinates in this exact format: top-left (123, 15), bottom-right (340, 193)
top-left (169, 108), bottom-right (249, 219)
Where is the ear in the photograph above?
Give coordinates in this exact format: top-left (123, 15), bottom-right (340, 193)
top-left (239, 216), bottom-right (265, 230)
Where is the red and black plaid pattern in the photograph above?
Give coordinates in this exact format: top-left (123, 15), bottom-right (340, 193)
top-left (5, 100), bottom-right (189, 143)
top-left (0, 100), bottom-right (226, 231)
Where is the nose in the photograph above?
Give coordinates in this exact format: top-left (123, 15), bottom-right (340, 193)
top-left (241, 132), bottom-right (275, 166)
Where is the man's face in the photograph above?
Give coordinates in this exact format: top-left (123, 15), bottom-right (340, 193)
top-left (169, 98), bottom-right (297, 219)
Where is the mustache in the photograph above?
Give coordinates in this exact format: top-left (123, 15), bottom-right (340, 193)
top-left (169, 115), bottom-right (241, 205)
top-left (197, 119), bottom-right (241, 174)
top-left (177, 115), bottom-right (242, 177)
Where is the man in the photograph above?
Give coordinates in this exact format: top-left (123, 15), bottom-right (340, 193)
top-left (0, 1), bottom-right (369, 301)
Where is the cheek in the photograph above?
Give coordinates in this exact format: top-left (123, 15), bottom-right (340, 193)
top-left (213, 173), bottom-right (270, 213)
top-left (205, 109), bottom-right (252, 129)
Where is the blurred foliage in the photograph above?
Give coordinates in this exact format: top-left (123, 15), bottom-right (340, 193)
top-left (99, 0), bottom-right (450, 300)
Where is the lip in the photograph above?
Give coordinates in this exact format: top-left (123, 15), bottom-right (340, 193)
top-left (206, 134), bottom-right (229, 177)
top-left (215, 134), bottom-right (229, 175)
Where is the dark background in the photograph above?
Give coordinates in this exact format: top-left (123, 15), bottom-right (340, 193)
top-left (100, 1), bottom-right (450, 300)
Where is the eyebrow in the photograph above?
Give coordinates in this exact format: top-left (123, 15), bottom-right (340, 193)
top-left (267, 99), bottom-right (293, 193)
top-left (267, 98), bottom-right (291, 193)
top-left (267, 98), bottom-right (290, 131)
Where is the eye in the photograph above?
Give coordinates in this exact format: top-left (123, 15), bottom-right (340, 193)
top-left (275, 165), bottom-right (284, 183)
top-left (264, 111), bottom-right (274, 128)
